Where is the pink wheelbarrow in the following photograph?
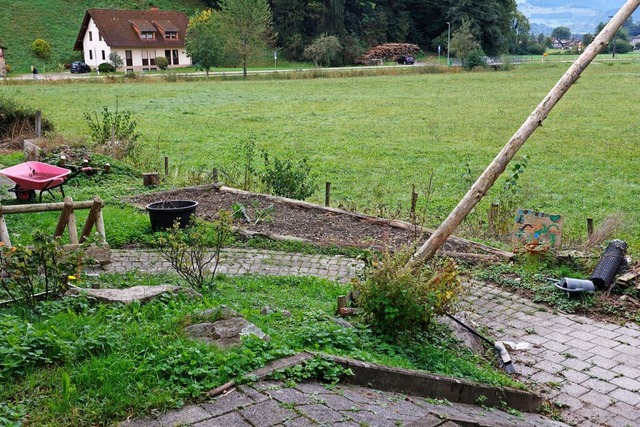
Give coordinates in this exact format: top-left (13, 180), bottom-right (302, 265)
top-left (0, 161), bottom-right (82, 202)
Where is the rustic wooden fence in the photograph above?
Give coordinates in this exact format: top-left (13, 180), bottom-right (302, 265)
top-left (0, 196), bottom-right (110, 266)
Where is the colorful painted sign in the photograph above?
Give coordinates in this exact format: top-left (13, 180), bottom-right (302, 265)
top-left (512, 209), bottom-right (563, 252)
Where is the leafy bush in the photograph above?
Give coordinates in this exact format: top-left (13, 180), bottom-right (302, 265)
top-left (31, 39), bottom-right (51, 59)
top-left (464, 49), bottom-right (487, 70)
top-left (354, 246), bottom-right (461, 335)
top-left (157, 213), bottom-right (233, 289)
top-left (98, 62), bottom-right (115, 73)
top-left (156, 56), bottom-right (169, 70)
top-left (269, 355), bottom-right (353, 385)
top-left (0, 231), bottom-right (86, 306)
top-left (260, 151), bottom-right (317, 200)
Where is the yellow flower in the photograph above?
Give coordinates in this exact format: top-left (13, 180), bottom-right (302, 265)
top-left (68, 275), bottom-right (77, 281)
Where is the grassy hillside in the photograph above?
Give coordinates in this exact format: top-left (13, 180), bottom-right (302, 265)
top-left (0, 0), bottom-right (206, 74)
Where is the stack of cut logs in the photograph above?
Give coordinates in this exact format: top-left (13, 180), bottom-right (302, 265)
top-left (356, 43), bottom-right (421, 64)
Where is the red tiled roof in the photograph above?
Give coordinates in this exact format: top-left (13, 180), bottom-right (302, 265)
top-left (74, 9), bottom-right (189, 51)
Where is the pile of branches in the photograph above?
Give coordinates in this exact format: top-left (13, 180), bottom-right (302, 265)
top-left (356, 43), bottom-right (420, 64)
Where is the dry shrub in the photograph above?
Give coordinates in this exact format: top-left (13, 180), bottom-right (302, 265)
top-left (585, 213), bottom-right (624, 250)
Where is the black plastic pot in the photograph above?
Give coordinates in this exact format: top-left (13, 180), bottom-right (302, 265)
top-left (146, 200), bottom-right (198, 231)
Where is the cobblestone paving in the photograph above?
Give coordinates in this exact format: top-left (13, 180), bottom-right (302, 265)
top-left (462, 281), bottom-right (640, 427)
top-left (106, 249), bottom-right (360, 284)
top-left (105, 249), bottom-right (640, 426)
top-left (120, 380), bottom-right (565, 427)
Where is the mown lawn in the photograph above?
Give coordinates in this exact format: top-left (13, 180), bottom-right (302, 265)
top-left (2, 61), bottom-right (640, 250)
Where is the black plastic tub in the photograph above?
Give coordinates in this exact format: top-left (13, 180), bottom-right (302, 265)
top-left (146, 200), bottom-right (198, 231)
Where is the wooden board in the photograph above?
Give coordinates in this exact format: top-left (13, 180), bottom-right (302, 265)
top-left (512, 209), bottom-right (563, 252)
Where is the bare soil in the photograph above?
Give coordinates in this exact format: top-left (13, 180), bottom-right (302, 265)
top-left (128, 186), bottom-right (503, 256)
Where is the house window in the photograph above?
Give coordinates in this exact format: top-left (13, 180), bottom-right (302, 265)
top-left (89, 50), bottom-right (93, 60)
top-left (125, 50), bottom-right (132, 67)
top-left (164, 31), bottom-right (177, 40)
top-left (89, 31), bottom-right (93, 41)
top-left (140, 31), bottom-right (154, 40)
top-left (101, 50), bottom-right (106, 61)
top-left (172, 50), bottom-right (179, 65)
top-left (142, 50), bottom-right (149, 66)
top-left (149, 51), bottom-right (156, 66)
top-left (165, 50), bottom-right (172, 65)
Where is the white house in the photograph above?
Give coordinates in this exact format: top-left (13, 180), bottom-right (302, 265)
top-left (74, 7), bottom-right (191, 72)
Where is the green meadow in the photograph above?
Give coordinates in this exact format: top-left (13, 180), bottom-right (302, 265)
top-left (2, 61), bottom-right (640, 249)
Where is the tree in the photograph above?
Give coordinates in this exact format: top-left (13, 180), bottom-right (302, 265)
top-left (108, 52), bottom-right (124, 69)
top-left (185, 9), bottom-right (226, 78)
top-left (551, 26), bottom-right (571, 40)
top-left (449, 19), bottom-right (479, 59)
top-left (220, 0), bottom-right (275, 79)
top-left (31, 39), bottom-right (51, 59)
top-left (303, 34), bottom-right (342, 66)
top-left (439, 0), bottom-right (518, 56)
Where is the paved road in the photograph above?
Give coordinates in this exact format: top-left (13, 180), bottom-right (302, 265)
top-left (102, 248), bottom-right (640, 426)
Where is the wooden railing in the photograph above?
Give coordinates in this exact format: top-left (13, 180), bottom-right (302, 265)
top-left (0, 196), bottom-right (110, 266)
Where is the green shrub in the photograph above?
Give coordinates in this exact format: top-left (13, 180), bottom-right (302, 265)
top-left (156, 56), bottom-right (169, 70)
top-left (83, 103), bottom-right (140, 162)
top-left (98, 62), bottom-right (115, 73)
top-left (157, 213), bottom-right (233, 289)
top-left (0, 231), bottom-right (86, 306)
top-left (464, 49), bottom-right (487, 70)
top-left (260, 151), bottom-right (317, 200)
top-left (354, 246), bottom-right (461, 336)
top-left (31, 38), bottom-right (51, 59)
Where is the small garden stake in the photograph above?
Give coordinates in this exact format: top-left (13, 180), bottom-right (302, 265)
top-left (446, 314), bottom-right (515, 374)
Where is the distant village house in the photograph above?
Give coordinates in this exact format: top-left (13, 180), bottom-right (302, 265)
top-left (551, 38), bottom-right (581, 50)
top-left (74, 7), bottom-right (191, 72)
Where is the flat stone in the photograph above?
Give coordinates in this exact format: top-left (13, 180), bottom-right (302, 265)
top-left (67, 285), bottom-right (201, 304)
top-left (193, 411), bottom-right (251, 427)
top-left (266, 387), bottom-right (314, 405)
top-left (155, 405), bottom-right (211, 426)
top-left (184, 317), bottom-right (269, 348)
top-left (296, 403), bottom-right (344, 423)
top-left (201, 390), bottom-right (255, 416)
top-left (240, 399), bottom-right (297, 427)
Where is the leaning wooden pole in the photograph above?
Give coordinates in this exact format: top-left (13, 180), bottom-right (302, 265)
top-left (411, 0), bottom-right (640, 266)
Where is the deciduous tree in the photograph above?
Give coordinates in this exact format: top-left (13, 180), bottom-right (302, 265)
top-left (185, 9), bottom-right (225, 78)
top-left (220, 0), bottom-right (275, 79)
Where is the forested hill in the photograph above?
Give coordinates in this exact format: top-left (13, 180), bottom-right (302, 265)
top-left (1, 0), bottom-right (521, 73)
top-left (0, 0), bottom-right (206, 73)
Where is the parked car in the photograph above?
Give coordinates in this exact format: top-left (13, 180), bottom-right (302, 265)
top-left (70, 61), bottom-right (91, 73)
top-left (396, 55), bottom-right (416, 65)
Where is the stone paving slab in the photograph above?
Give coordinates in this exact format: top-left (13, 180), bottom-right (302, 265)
top-left (120, 381), bottom-right (567, 427)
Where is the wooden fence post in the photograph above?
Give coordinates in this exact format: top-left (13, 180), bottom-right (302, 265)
top-left (80, 196), bottom-right (104, 243)
top-left (35, 110), bottom-right (42, 138)
top-left (325, 182), bottom-right (331, 207)
top-left (0, 207), bottom-right (11, 248)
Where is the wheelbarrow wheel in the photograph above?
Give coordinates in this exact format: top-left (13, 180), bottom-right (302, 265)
top-left (15, 189), bottom-right (36, 202)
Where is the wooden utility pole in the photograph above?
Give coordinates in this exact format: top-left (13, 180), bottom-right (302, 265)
top-left (410, 0), bottom-right (640, 266)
